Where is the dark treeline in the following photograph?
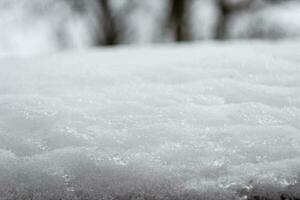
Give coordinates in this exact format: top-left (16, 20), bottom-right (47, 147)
top-left (67, 0), bottom-right (295, 46)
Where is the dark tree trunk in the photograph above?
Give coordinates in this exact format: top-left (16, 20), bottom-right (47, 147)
top-left (215, 0), bottom-right (253, 40)
top-left (167, 0), bottom-right (191, 42)
top-left (215, 0), bottom-right (231, 40)
top-left (96, 0), bottom-right (120, 46)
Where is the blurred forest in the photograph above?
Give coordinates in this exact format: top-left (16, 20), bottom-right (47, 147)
top-left (0, 0), bottom-right (300, 55)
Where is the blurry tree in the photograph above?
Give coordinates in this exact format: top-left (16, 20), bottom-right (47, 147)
top-left (165, 0), bottom-right (192, 42)
top-left (69, 0), bottom-right (89, 14)
top-left (49, 0), bottom-right (299, 47)
top-left (215, 0), bottom-right (253, 40)
top-left (95, 0), bottom-right (121, 45)
top-left (94, 0), bottom-right (136, 46)
top-left (214, 0), bottom-right (295, 40)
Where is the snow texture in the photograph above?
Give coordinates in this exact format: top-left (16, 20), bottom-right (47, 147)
top-left (0, 41), bottom-right (300, 199)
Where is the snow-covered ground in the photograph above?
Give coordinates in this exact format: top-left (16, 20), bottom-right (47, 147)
top-left (0, 41), bottom-right (300, 199)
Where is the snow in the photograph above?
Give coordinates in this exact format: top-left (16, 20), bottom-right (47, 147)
top-left (0, 41), bottom-right (300, 199)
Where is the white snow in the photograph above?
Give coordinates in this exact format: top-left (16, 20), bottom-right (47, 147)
top-left (0, 41), bottom-right (300, 199)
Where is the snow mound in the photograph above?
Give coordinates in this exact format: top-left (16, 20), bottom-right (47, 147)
top-left (0, 41), bottom-right (300, 199)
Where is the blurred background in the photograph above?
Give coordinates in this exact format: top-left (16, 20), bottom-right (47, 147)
top-left (0, 0), bottom-right (299, 57)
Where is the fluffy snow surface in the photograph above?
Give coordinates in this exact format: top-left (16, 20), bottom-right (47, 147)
top-left (0, 41), bottom-right (300, 200)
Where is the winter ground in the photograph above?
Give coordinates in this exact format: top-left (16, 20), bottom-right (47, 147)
top-left (0, 41), bottom-right (300, 200)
